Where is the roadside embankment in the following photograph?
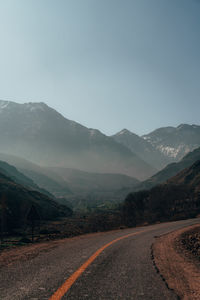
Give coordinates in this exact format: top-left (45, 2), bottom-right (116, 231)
top-left (152, 223), bottom-right (200, 300)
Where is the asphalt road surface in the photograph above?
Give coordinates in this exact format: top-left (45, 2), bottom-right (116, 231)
top-left (1, 218), bottom-right (200, 300)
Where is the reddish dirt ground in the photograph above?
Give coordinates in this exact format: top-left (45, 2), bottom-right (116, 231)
top-left (0, 239), bottom-right (60, 267)
top-left (153, 224), bottom-right (200, 300)
top-left (0, 229), bottom-right (120, 267)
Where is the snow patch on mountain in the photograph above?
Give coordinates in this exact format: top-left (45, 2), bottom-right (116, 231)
top-left (157, 145), bottom-right (181, 158)
top-left (0, 100), bottom-right (9, 112)
top-left (152, 144), bottom-right (199, 159)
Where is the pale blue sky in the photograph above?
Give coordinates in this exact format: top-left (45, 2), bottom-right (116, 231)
top-left (0, 0), bottom-right (199, 135)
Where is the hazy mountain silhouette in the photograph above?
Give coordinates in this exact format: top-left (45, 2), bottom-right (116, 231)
top-left (47, 166), bottom-right (139, 194)
top-left (0, 153), bottom-right (72, 197)
top-left (0, 153), bottom-right (140, 209)
top-left (0, 100), bottom-right (155, 180)
top-left (0, 160), bottom-right (54, 198)
top-left (112, 129), bottom-right (168, 169)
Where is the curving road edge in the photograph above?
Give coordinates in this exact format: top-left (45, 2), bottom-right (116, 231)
top-left (153, 224), bottom-right (200, 300)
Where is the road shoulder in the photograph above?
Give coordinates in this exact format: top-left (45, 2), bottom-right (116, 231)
top-left (152, 223), bottom-right (200, 300)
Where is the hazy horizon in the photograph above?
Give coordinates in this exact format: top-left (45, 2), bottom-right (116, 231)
top-left (0, 0), bottom-right (199, 135)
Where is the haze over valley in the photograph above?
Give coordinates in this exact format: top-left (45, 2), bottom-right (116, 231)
top-left (1, 99), bottom-right (200, 216)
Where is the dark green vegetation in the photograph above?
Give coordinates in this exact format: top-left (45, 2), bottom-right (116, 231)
top-left (0, 170), bottom-right (72, 233)
top-left (123, 160), bottom-right (200, 227)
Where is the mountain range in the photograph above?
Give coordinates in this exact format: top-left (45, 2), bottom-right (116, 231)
top-left (1, 100), bottom-right (200, 182)
top-left (134, 146), bottom-right (200, 192)
top-left (112, 129), bottom-right (168, 169)
top-left (0, 100), bottom-right (155, 180)
top-left (1, 99), bottom-right (200, 229)
top-left (113, 125), bottom-right (200, 169)
top-left (143, 124), bottom-right (200, 161)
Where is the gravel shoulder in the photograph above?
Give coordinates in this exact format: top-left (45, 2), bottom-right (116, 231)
top-left (153, 223), bottom-right (200, 300)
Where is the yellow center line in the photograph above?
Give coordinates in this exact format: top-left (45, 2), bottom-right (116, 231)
top-left (49, 228), bottom-right (150, 300)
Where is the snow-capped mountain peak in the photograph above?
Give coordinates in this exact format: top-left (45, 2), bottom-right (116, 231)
top-left (143, 124), bottom-right (200, 161)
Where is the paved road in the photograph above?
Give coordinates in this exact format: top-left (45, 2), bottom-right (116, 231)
top-left (0, 218), bottom-right (200, 300)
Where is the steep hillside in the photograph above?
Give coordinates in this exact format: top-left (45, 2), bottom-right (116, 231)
top-left (112, 129), bottom-right (168, 169)
top-left (0, 153), bottom-right (72, 197)
top-left (135, 147), bottom-right (200, 192)
top-left (123, 160), bottom-right (200, 227)
top-left (167, 160), bottom-right (200, 191)
top-left (0, 153), bottom-right (139, 209)
top-left (0, 100), bottom-right (155, 180)
top-left (0, 160), bottom-right (54, 198)
top-left (143, 124), bottom-right (200, 162)
top-left (0, 171), bottom-right (72, 231)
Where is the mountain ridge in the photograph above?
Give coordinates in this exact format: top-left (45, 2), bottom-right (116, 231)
top-left (0, 100), bottom-right (156, 180)
top-left (123, 159), bottom-right (200, 226)
top-left (143, 124), bottom-right (200, 161)
top-left (112, 128), bottom-right (168, 169)
top-left (133, 146), bottom-right (200, 192)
